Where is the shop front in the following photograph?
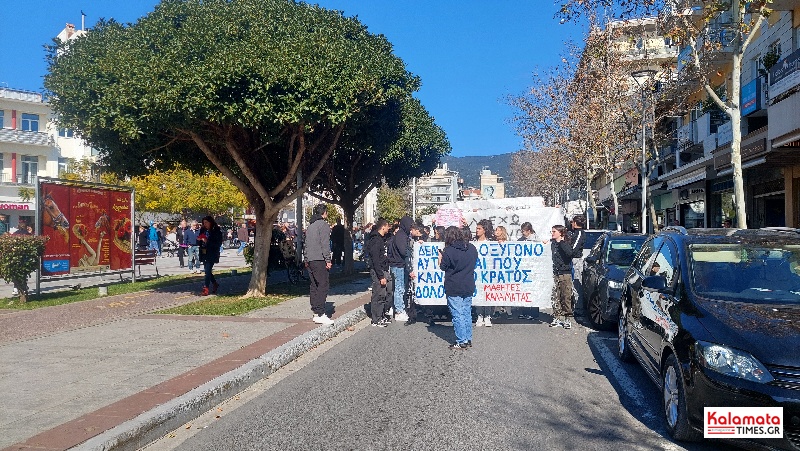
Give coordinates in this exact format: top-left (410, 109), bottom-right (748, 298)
top-left (0, 199), bottom-right (36, 234)
top-left (677, 182), bottom-right (706, 228)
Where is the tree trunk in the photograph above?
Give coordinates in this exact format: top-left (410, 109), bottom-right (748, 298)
top-left (730, 45), bottom-right (747, 228)
top-left (342, 207), bottom-right (355, 275)
top-left (609, 173), bottom-right (621, 231)
top-left (649, 197), bottom-right (658, 233)
top-left (244, 209), bottom-right (279, 297)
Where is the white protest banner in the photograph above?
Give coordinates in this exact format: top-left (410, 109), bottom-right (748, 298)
top-left (413, 241), bottom-right (555, 307)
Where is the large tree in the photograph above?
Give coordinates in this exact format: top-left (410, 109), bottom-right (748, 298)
top-left (311, 97), bottom-right (450, 273)
top-left (45, 0), bottom-right (418, 296)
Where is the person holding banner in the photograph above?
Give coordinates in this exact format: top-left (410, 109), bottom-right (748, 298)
top-left (439, 226), bottom-right (479, 349)
top-left (388, 216), bottom-right (415, 323)
top-left (517, 222), bottom-right (539, 320)
top-left (548, 225), bottom-right (574, 329)
top-left (474, 219), bottom-right (495, 327)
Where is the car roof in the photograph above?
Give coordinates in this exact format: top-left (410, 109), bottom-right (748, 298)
top-left (658, 227), bottom-right (800, 245)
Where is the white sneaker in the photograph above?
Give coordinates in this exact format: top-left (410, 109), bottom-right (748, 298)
top-left (395, 311), bottom-right (409, 322)
top-left (312, 314), bottom-right (335, 325)
top-left (387, 307), bottom-right (393, 318)
top-left (484, 316), bottom-right (492, 327)
top-left (476, 315), bottom-right (484, 327)
top-left (12, 288), bottom-right (19, 296)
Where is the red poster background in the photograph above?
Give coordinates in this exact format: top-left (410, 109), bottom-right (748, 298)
top-left (108, 191), bottom-right (133, 270)
top-left (40, 183), bottom-right (72, 275)
top-left (40, 181), bottom-right (133, 276)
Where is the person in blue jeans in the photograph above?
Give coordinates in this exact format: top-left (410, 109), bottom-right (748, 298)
top-left (438, 226), bottom-right (478, 350)
top-left (388, 216), bottom-right (415, 322)
top-left (198, 216), bottom-right (223, 296)
top-left (148, 222), bottom-right (161, 256)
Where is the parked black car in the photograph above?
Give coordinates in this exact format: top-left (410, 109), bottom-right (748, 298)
top-left (581, 232), bottom-right (648, 330)
top-left (577, 229), bottom-right (611, 259)
top-left (618, 227), bottom-right (800, 449)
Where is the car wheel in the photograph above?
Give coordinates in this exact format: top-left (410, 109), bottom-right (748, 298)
top-left (617, 305), bottom-right (634, 362)
top-left (588, 292), bottom-right (612, 330)
top-left (662, 354), bottom-right (701, 441)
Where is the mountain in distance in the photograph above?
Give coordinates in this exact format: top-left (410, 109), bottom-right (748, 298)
top-left (441, 153), bottom-right (514, 195)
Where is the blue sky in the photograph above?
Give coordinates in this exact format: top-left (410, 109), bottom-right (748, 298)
top-left (0, 1), bottom-right (586, 157)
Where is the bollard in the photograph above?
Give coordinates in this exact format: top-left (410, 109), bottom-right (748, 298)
top-left (98, 286), bottom-right (109, 296)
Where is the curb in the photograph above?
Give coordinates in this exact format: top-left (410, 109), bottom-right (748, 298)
top-left (76, 305), bottom-right (368, 451)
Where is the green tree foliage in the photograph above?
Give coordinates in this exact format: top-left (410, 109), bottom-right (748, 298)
top-left (376, 184), bottom-right (410, 224)
top-left (311, 96), bottom-right (449, 272)
top-left (0, 235), bottom-right (48, 303)
top-left (104, 167), bottom-right (248, 218)
top-left (45, 0), bottom-right (417, 296)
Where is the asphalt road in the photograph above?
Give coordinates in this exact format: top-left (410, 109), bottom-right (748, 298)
top-left (146, 314), bottom-right (728, 451)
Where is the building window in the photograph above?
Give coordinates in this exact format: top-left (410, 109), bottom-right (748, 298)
top-left (21, 113), bottom-right (39, 132)
top-left (0, 110), bottom-right (4, 128)
top-left (21, 155), bottom-right (38, 184)
top-left (58, 158), bottom-right (69, 177)
top-left (58, 128), bottom-right (74, 138)
top-left (769, 41), bottom-right (782, 59)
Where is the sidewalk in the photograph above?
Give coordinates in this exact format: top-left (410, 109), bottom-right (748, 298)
top-left (0, 267), bottom-right (370, 451)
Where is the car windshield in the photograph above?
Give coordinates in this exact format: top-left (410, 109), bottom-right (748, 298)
top-left (605, 240), bottom-right (643, 267)
top-left (690, 243), bottom-right (800, 304)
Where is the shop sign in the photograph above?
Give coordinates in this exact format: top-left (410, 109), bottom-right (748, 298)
top-left (769, 48), bottom-right (800, 99)
top-left (679, 187), bottom-right (705, 203)
top-left (741, 78), bottom-right (761, 116)
top-left (0, 203), bottom-right (33, 210)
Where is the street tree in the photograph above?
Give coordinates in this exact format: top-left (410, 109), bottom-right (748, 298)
top-left (377, 184), bottom-right (411, 224)
top-left (45, 0), bottom-right (418, 296)
top-left (310, 97), bottom-right (450, 273)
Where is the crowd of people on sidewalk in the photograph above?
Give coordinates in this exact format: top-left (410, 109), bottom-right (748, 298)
top-left (301, 201), bottom-right (590, 350)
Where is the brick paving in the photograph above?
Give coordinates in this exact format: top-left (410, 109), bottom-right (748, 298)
top-left (0, 265), bottom-right (370, 451)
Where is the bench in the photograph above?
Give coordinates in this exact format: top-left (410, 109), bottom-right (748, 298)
top-left (134, 248), bottom-right (159, 279)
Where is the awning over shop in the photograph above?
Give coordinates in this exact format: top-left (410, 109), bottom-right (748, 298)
top-left (664, 163), bottom-right (712, 190)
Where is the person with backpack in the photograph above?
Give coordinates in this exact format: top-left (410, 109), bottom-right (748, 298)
top-left (439, 226), bottom-right (479, 349)
top-left (568, 215), bottom-right (587, 315)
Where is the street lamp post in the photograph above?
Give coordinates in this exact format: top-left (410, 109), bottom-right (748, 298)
top-left (631, 69), bottom-right (656, 235)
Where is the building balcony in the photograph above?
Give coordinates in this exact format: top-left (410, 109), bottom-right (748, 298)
top-left (0, 88), bottom-right (43, 103)
top-left (0, 128), bottom-right (54, 147)
top-left (620, 45), bottom-right (680, 62)
top-left (0, 173), bottom-right (37, 185)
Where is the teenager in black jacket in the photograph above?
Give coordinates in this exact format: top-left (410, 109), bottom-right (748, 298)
top-left (366, 220), bottom-right (390, 327)
top-left (548, 224), bottom-right (574, 329)
top-left (439, 226), bottom-right (479, 349)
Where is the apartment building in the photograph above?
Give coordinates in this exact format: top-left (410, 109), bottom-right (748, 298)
top-left (413, 163), bottom-right (460, 212)
top-left (0, 87), bottom-right (94, 233)
top-left (479, 167), bottom-right (505, 199)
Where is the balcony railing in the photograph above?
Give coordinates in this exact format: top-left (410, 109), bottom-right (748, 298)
top-left (0, 88), bottom-right (44, 103)
top-left (0, 127), bottom-right (53, 147)
top-left (0, 173), bottom-right (37, 185)
top-left (621, 45), bottom-right (680, 61)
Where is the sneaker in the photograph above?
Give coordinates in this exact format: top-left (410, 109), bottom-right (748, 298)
top-left (200, 287), bottom-right (209, 296)
top-left (12, 288), bottom-right (18, 296)
top-left (387, 307), bottom-right (393, 318)
top-left (484, 316), bottom-right (492, 327)
top-left (549, 318), bottom-right (562, 328)
top-left (563, 320), bottom-right (572, 330)
top-left (449, 342), bottom-right (468, 350)
top-left (371, 322), bottom-right (388, 328)
top-left (475, 315), bottom-right (484, 327)
top-left (466, 340), bottom-right (473, 347)
top-left (382, 315), bottom-right (393, 323)
top-left (312, 314), bottom-right (335, 325)
top-left (395, 311), bottom-right (409, 322)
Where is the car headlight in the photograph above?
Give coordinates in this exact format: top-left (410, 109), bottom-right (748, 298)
top-left (608, 280), bottom-right (623, 289)
top-left (695, 341), bottom-right (773, 383)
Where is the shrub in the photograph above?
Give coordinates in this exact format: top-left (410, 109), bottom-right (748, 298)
top-left (0, 235), bottom-right (48, 303)
top-left (242, 244), bottom-right (254, 267)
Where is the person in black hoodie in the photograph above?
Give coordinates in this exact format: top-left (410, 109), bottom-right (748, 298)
top-left (388, 216), bottom-right (414, 322)
top-left (367, 219), bottom-right (390, 327)
top-left (548, 224), bottom-right (574, 329)
top-left (438, 226), bottom-right (479, 349)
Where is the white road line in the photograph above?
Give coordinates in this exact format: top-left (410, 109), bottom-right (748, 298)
top-left (588, 334), bottom-right (657, 421)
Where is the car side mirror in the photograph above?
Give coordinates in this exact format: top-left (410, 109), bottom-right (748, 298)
top-left (585, 255), bottom-right (598, 264)
top-left (642, 275), bottom-right (668, 293)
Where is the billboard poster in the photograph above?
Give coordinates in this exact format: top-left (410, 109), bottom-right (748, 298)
top-left (39, 179), bottom-right (133, 276)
